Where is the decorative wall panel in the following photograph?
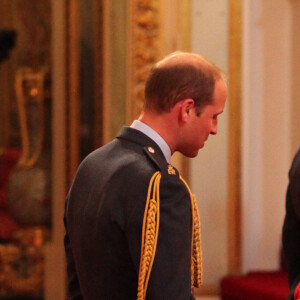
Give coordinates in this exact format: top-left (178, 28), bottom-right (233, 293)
top-left (127, 0), bottom-right (163, 122)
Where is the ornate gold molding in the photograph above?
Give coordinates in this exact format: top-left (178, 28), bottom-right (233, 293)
top-left (93, 0), bottom-right (104, 149)
top-left (66, 0), bottom-right (80, 183)
top-left (127, 0), bottom-right (163, 123)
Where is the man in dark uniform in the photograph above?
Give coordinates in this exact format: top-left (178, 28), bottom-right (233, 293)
top-left (283, 148), bottom-right (300, 300)
top-left (64, 52), bottom-right (227, 300)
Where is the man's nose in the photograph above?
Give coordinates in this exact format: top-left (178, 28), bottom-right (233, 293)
top-left (211, 119), bottom-right (218, 135)
top-left (211, 129), bottom-right (217, 135)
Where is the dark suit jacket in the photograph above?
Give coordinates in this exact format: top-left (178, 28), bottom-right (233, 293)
top-left (282, 148), bottom-right (300, 298)
top-left (64, 127), bottom-right (195, 300)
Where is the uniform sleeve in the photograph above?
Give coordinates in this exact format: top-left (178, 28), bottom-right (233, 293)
top-left (290, 160), bottom-right (300, 219)
top-left (64, 197), bottom-right (84, 300)
top-left (126, 172), bottom-right (194, 300)
top-left (283, 151), bottom-right (300, 286)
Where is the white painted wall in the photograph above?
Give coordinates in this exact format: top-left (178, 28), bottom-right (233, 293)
top-left (242, 0), bottom-right (292, 272)
top-left (290, 0), bottom-right (300, 155)
top-left (190, 0), bottom-right (229, 286)
top-left (190, 0), bottom-right (300, 287)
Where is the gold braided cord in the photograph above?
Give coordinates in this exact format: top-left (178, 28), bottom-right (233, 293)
top-left (137, 172), bottom-right (202, 299)
top-left (180, 176), bottom-right (203, 291)
top-left (137, 171), bottom-right (161, 300)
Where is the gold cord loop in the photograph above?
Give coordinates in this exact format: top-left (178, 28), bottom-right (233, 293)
top-left (137, 172), bottom-right (202, 299)
top-left (137, 171), bottom-right (161, 300)
top-left (180, 175), bottom-right (203, 291)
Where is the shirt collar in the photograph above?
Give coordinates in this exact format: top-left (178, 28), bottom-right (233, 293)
top-left (130, 120), bottom-right (172, 163)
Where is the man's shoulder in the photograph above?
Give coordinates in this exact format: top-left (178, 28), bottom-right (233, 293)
top-left (84, 131), bottom-right (168, 170)
top-left (75, 128), bottom-right (182, 190)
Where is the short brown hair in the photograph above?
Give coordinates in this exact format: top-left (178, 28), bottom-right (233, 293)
top-left (144, 53), bottom-right (224, 113)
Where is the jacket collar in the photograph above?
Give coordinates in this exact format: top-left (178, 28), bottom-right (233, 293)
top-left (116, 126), bottom-right (168, 170)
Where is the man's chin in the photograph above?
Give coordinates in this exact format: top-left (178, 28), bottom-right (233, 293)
top-left (178, 144), bottom-right (204, 158)
top-left (184, 149), bottom-right (200, 158)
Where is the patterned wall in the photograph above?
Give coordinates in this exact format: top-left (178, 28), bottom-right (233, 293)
top-left (0, 0), bottom-right (51, 149)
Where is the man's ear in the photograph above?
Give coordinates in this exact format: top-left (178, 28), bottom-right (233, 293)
top-left (180, 99), bottom-right (195, 122)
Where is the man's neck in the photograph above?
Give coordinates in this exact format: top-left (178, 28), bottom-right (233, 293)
top-left (138, 111), bottom-right (177, 155)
